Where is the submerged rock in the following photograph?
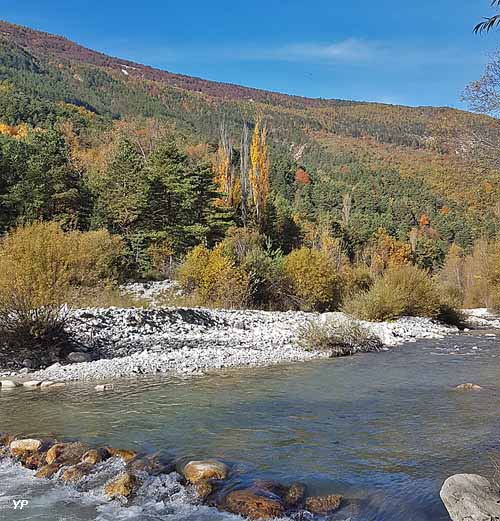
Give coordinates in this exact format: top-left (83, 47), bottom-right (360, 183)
top-left (104, 472), bottom-right (137, 499)
top-left (284, 482), bottom-right (307, 507)
top-left (222, 489), bottom-right (285, 520)
top-left (440, 474), bottom-right (500, 521)
top-left (305, 494), bottom-right (343, 514)
top-left (81, 448), bottom-right (110, 465)
top-left (106, 447), bottom-right (137, 463)
top-left (126, 454), bottom-right (174, 476)
top-left (181, 459), bottom-right (229, 483)
top-left (61, 463), bottom-right (94, 483)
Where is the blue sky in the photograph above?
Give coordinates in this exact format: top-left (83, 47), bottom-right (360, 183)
top-left (2, 0), bottom-right (498, 108)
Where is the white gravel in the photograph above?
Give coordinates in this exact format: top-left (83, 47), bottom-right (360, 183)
top-left (20, 306), bottom-right (461, 382)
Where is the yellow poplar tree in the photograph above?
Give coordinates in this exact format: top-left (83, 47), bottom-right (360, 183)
top-left (249, 119), bottom-right (270, 227)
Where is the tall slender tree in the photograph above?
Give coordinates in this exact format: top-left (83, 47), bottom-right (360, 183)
top-left (240, 121), bottom-right (250, 226)
top-left (249, 118), bottom-right (270, 229)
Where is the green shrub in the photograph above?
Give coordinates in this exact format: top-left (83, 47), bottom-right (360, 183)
top-left (283, 247), bottom-right (339, 311)
top-left (298, 318), bottom-right (382, 356)
top-left (343, 264), bottom-right (459, 323)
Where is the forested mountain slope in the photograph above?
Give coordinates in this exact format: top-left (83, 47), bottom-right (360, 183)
top-left (1, 19), bottom-right (499, 261)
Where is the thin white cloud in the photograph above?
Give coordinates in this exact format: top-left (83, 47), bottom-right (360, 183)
top-left (260, 39), bottom-right (379, 63)
top-left (100, 38), bottom-right (484, 69)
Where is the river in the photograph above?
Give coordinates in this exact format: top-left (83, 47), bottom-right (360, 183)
top-left (1, 332), bottom-right (499, 520)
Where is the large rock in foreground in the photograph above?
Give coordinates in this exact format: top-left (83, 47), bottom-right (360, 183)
top-left (181, 459), bottom-right (229, 483)
top-left (440, 474), bottom-right (500, 521)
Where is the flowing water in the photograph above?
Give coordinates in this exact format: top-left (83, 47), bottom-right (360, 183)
top-left (1, 332), bottom-right (500, 521)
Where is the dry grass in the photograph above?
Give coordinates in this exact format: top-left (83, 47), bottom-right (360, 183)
top-left (298, 318), bottom-right (382, 356)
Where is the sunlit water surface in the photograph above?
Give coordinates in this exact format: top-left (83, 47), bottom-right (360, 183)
top-left (1, 332), bottom-right (500, 521)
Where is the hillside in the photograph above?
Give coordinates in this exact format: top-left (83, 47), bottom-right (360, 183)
top-left (0, 20), bottom-right (500, 261)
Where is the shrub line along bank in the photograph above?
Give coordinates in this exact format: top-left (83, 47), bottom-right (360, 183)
top-left (1, 307), bottom-right (492, 383)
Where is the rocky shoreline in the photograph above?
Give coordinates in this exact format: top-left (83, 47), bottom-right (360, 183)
top-left (1, 305), bottom-right (498, 383)
top-left (0, 432), bottom-right (345, 520)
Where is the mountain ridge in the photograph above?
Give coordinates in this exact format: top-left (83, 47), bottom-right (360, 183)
top-left (0, 19), bottom-right (468, 112)
top-left (1, 18), bottom-right (500, 249)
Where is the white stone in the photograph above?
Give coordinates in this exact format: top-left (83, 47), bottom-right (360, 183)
top-left (10, 438), bottom-right (41, 452)
top-left (440, 474), bottom-right (500, 521)
top-left (22, 381), bottom-right (42, 387)
top-left (0, 380), bottom-right (20, 388)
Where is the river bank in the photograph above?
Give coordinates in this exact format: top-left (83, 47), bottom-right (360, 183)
top-left (0, 305), bottom-right (497, 383)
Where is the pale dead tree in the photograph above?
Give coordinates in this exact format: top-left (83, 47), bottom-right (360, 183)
top-left (341, 191), bottom-right (353, 228)
top-left (214, 119), bottom-right (236, 207)
top-left (409, 227), bottom-right (419, 253)
top-left (240, 121), bottom-right (250, 227)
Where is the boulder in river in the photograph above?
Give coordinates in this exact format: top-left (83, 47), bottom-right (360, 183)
top-left (181, 459), bottom-right (229, 483)
top-left (222, 489), bottom-right (285, 520)
top-left (46, 442), bottom-right (88, 466)
top-left (10, 439), bottom-right (42, 455)
top-left (455, 383), bottom-right (482, 391)
top-left (440, 474), bottom-right (500, 521)
top-left (104, 472), bottom-right (137, 499)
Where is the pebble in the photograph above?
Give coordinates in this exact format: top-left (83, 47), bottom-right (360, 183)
top-left (95, 384), bottom-right (114, 391)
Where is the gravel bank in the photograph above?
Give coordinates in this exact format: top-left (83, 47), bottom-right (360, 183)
top-left (15, 307), bottom-right (461, 382)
